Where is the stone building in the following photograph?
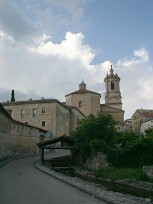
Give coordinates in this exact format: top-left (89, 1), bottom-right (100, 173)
top-left (2, 99), bottom-right (85, 138)
top-left (2, 66), bottom-right (124, 136)
top-left (124, 118), bottom-right (132, 132)
top-left (65, 80), bottom-right (101, 116)
top-left (100, 66), bottom-right (124, 124)
top-left (140, 119), bottom-right (153, 135)
top-left (132, 109), bottom-right (153, 134)
top-left (65, 66), bottom-right (124, 131)
top-left (0, 103), bottom-right (46, 160)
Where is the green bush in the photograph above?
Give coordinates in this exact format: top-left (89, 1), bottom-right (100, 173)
top-left (94, 167), bottom-right (148, 181)
top-left (70, 113), bottom-right (153, 168)
top-left (107, 132), bottom-right (153, 168)
top-left (70, 113), bottom-right (117, 161)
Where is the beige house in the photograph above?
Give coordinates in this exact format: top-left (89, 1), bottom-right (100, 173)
top-left (0, 103), bottom-right (46, 160)
top-left (132, 109), bottom-right (153, 134)
top-left (2, 99), bottom-right (85, 138)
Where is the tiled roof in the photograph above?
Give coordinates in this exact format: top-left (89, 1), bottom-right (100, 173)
top-left (65, 89), bottom-right (101, 97)
top-left (142, 113), bottom-right (153, 117)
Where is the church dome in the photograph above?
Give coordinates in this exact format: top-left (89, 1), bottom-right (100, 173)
top-left (79, 80), bottom-right (86, 90)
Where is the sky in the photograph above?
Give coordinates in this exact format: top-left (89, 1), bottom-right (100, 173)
top-left (0, 0), bottom-right (153, 120)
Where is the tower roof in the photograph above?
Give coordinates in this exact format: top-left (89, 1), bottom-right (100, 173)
top-left (110, 65), bottom-right (114, 75)
top-left (79, 80), bottom-right (86, 90)
top-left (79, 80), bottom-right (86, 85)
top-left (65, 80), bottom-right (101, 97)
top-left (104, 65), bottom-right (120, 81)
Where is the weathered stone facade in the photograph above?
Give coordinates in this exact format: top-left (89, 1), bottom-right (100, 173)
top-left (104, 66), bottom-right (122, 110)
top-left (132, 109), bottom-right (153, 134)
top-left (0, 104), bottom-right (12, 133)
top-left (2, 66), bottom-right (124, 138)
top-left (65, 67), bottom-right (124, 128)
top-left (101, 66), bottom-right (124, 125)
top-left (2, 99), bottom-right (84, 138)
top-left (0, 103), bottom-right (46, 160)
top-left (65, 81), bottom-right (101, 117)
top-left (100, 104), bottom-right (124, 124)
top-left (143, 166), bottom-right (153, 179)
top-left (85, 152), bottom-right (109, 170)
top-left (0, 132), bottom-right (39, 160)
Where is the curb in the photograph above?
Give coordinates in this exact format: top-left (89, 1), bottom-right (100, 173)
top-left (34, 161), bottom-right (112, 204)
top-left (0, 158), bottom-right (14, 168)
top-left (34, 161), bottom-right (150, 204)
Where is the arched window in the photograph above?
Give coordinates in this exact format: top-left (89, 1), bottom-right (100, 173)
top-left (111, 81), bottom-right (114, 90)
top-left (78, 100), bottom-right (83, 108)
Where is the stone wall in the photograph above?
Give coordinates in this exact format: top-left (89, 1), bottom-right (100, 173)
top-left (66, 92), bottom-right (100, 117)
top-left (85, 152), bottom-right (109, 170)
top-left (0, 105), bottom-right (12, 133)
top-left (143, 166), bottom-right (153, 179)
top-left (0, 103), bottom-right (43, 161)
top-left (2, 99), bottom-right (85, 138)
top-left (0, 132), bottom-right (39, 160)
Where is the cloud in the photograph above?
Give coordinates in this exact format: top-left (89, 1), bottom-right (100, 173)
top-left (117, 48), bottom-right (149, 68)
top-left (0, 18), bottom-right (153, 120)
top-left (44, 0), bottom-right (88, 19)
top-left (115, 48), bottom-right (153, 119)
top-left (1, 0), bottom-right (89, 42)
top-left (0, 1), bottom-right (38, 41)
top-left (29, 32), bottom-right (95, 66)
top-left (0, 0), bottom-right (88, 42)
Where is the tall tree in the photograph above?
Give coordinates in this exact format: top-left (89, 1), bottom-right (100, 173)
top-left (70, 113), bottom-right (117, 161)
top-left (11, 89), bottom-right (15, 102)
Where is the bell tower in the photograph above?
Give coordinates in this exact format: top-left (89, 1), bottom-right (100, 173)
top-left (104, 65), bottom-right (122, 110)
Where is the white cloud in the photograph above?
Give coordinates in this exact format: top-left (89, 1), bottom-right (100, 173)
top-left (117, 48), bottom-right (149, 69)
top-left (0, 1), bottom-right (38, 41)
top-left (115, 48), bottom-right (153, 119)
top-left (1, 28), bottom-right (153, 120)
top-left (29, 32), bottom-right (95, 67)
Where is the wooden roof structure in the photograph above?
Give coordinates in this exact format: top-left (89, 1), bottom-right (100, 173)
top-left (36, 134), bottom-right (74, 147)
top-left (36, 134), bottom-right (74, 165)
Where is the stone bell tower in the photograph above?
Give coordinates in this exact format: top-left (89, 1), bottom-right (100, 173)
top-left (104, 65), bottom-right (122, 110)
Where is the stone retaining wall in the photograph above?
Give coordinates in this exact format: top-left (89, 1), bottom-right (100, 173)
top-left (143, 166), bottom-right (153, 179)
top-left (0, 132), bottom-right (39, 160)
top-left (85, 152), bottom-right (109, 170)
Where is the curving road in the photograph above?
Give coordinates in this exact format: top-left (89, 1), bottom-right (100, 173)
top-left (0, 157), bottom-right (106, 204)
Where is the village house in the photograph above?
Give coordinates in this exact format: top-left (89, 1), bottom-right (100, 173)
top-left (0, 103), bottom-right (47, 160)
top-left (132, 109), bottom-right (153, 134)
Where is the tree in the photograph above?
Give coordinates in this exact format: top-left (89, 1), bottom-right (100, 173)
top-left (108, 131), bottom-right (153, 167)
top-left (11, 89), bottom-right (15, 102)
top-left (70, 113), bottom-right (117, 162)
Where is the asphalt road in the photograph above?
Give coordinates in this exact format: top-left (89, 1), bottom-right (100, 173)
top-left (0, 157), bottom-right (106, 204)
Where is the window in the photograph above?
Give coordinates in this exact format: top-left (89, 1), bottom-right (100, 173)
top-left (21, 109), bottom-right (25, 118)
top-left (78, 100), bottom-right (83, 108)
top-left (32, 109), bottom-right (37, 117)
top-left (42, 121), bottom-right (46, 127)
top-left (111, 81), bottom-right (114, 90)
top-left (42, 108), bottom-right (46, 114)
top-left (25, 122), bottom-right (29, 125)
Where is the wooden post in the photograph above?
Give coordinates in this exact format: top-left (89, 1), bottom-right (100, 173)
top-left (41, 148), bottom-right (45, 165)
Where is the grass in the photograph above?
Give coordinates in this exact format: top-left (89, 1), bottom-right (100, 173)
top-left (93, 167), bottom-right (151, 182)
